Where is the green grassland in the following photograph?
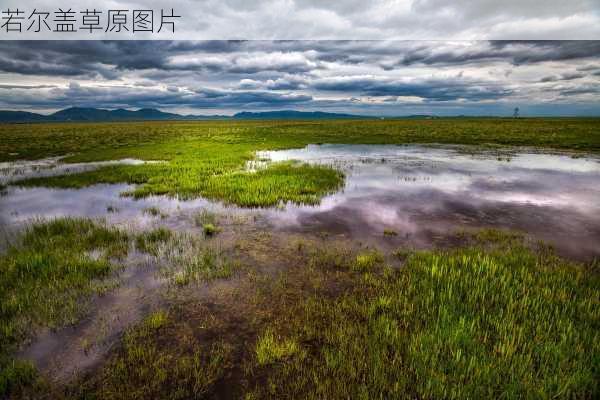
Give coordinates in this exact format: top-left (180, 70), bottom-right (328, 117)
top-left (2, 119), bottom-right (600, 398)
top-left (7, 227), bottom-right (598, 399)
top-left (3, 118), bottom-right (600, 206)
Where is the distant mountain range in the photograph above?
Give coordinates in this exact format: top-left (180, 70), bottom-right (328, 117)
top-left (0, 107), bottom-right (385, 123)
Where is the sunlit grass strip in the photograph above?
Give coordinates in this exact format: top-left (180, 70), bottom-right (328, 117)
top-left (260, 235), bottom-right (600, 398)
top-left (16, 161), bottom-right (344, 208)
top-left (198, 162), bottom-right (344, 207)
top-left (255, 329), bottom-right (301, 365)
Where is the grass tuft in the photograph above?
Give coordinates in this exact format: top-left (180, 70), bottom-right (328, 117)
top-left (142, 206), bottom-right (166, 218)
top-left (0, 359), bottom-right (37, 397)
top-left (353, 250), bottom-right (384, 271)
top-left (195, 209), bottom-right (217, 226)
top-left (152, 233), bottom-right (239, 285)
top-left (135, 227), bottom-right (172, 256)
top-left (255, 330), bottom-right (300, 366)
top-left (203, 223), bottom-right (218, 237)
top-left (144, 310), bottom-right (168, 330)
top-left (176, 247), bottom-right (236, 283)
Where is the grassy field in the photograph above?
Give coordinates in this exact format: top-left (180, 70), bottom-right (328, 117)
top-left (5, 227), bottom-right (598, 399)
top-left (1, 119), bottom-right (600, 398)
top-left (3, 118), bottom-right (600, 206)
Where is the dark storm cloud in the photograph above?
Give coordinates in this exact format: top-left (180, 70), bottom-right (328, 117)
top-left (312, 76), bottom-right (513, 101)
top-left (394, 41), bottom-right (600, 67)
top-left (559, 86), bottom-right (600, 96)
top-left (577, 64), bottom-right (600, 72)
top-left (0, 41), bottom-right (318, 77)
top-left (0, 41), bottom-right (171, 78)
top-left (491, 41), bottom-right (600, 64)
top-left (0, 55), bottom-right (97, 77)
top-left (540, 73), bottom-right (586, 83)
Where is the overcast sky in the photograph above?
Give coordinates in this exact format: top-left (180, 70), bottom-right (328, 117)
top-left (1, 0), bottom-right (599, 39)
top-left (1, 41), bottom-right (599, 116)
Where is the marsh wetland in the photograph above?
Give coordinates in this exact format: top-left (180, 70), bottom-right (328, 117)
top-left (0, 119), bottom-right (599, 399)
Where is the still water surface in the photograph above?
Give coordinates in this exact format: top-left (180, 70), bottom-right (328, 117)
top-left (1, 144), bottom-right (599, 259)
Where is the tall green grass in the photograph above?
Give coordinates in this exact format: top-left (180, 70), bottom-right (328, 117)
top-left (0, 218), bottom-right (129, 396)
top-left (255, 329), bottom-right (301, 366)
top-left (253, 233), bottom-right (600, 398)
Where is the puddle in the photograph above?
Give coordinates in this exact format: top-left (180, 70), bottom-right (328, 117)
top-left (17, 250), bottom-right (165, 381)
top-left (16, 231), bottom-right (259, 381)
top-left (1, 144), bottom-right (600, 260)
top-left (0, 157), bottom-right (158, 185)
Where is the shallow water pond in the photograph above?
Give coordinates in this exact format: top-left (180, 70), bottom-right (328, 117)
top-left (1, 144), bottom-right (599, 260)
top-left (262, 144), bottom-right (600, 260)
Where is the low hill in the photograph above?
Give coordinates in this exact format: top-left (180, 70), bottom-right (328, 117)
top-left (0, 108), bottom-right (373, 123)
